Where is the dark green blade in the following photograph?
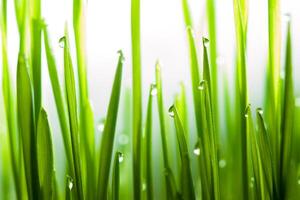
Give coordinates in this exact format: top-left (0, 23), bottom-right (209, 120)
top-left (112, 152), bottom-right (123, 200)
top-left (97, 51), bottom-right (124, 200)
top-left (37, 108), bottom-right (55, 200)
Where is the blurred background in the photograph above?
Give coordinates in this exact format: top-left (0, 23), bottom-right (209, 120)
top-left (1, 0), bottom-right (300, 198)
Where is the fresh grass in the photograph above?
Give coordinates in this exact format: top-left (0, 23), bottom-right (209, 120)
top-left (1, 0), bottom-right (300, 200)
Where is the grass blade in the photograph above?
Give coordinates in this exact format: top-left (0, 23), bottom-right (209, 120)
top-left (145, 84), bottom-right (154, 200)
top-left (169, 105), bottom-right (195, 200)
top-left (131, 0), bottom-right (143, 198)
top-left (43, 26), bottom-right (73, 171)
top-left (63, 28), bottom-right (84, 200)
top-left (279, 21), bottom-right (294, 198)
top-left (97, 51), bottom-right (124, 200)
top-left (17, 54), bottom-right (39, 199)
top-left (155, 62), bottom-right (179, 199)
top-left (112, 152), bottom-right (123, 200)
top-left (37, 108), bottom-right (55, 199)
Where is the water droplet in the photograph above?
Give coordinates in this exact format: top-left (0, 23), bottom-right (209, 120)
top-left (168, 105), bottom-right (175, 117)
top-left (59, 36), bottom-right (66, 48)
top-left (118, 133), bottom-right (129, 145)
top-left (219, 159), bottom-right (226, 168)
top-left (67, 176), bottom-right (74, 190)
top-left (97, 119), bottom-right (105, 133)
top-left (256, 108), bottom-right (263, 115)
top-left (203, 37), bottom-right (210, 48)
top-left (250, 177), bottom-right (255, 182)
top-left (283, 13), bottom-right (291, 22)
top-left (244, 104), bottom-right (251, 118)
top-left (198, 80), bottom-right (206, 90)
top-left (142, 182), bottom-right (147, 191)
top-left (193, 141), bottom-right (201, 156)
top-left (150, 84), bottom-right (157, 96)
top-left (117, 50), bottom-right (125, 62)
top-left (118, 152), bottom-right (124, 163)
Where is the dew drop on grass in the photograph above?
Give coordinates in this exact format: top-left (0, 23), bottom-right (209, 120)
top-left (150, 84), bottom-right (157, 96)
top-left (142, 182), bottom-right (147, 191)
top-left (118, 133), bottom-right (129, 145)
top-left (203, 37), bottom-right (210, 47)
top-left (168, 105), bottom-right (175, 117)
top-left (297, 179), bottom-right (300, 185)
top-left (219, 159), bottom-right (226, 168)
top-left (256, 108), bottom-right (263, 115)
top-left (193, 141), bottom-right (201, 156)
top-left (97, 119), bottom-right (105, 133)
top-left (118, 152), bottom-right (124, 163)
top-left (244, 104), bottom-right (251, 118)
top-left (59, 36), bottom-right (66, 48)
top-left (67, 176), bottom-right (74, 190)
top-left (283, 13), bottom-right (291, 22)
top-left (198, 80), bottom-right (206, 90)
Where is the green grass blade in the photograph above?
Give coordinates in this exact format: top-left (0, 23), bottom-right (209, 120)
top-left (175, 82), bottom-right (188, 141)
top-left (181, 0), bottom-right (192, 27)
top-left (131, 0), bottom-right (143, 198)
top-left (43, 26), bottom-right (73, 171)
top-left (17, 54), bottom-right (39, 199)
top-left (199, 80), bottom-right (220, 200)
top-left (112, 152), bottom-right (123, 200)
top-left (169, 105), bottom-right (195, 200)
top-left (145, 84), bottom-right (154, 200)
top-left (30, 0), bottom-right (42, 118)
top-left (155, 62), bottom-right (179, 199)
top-left (279, 21), bottom-right (294, 198)
top-left (97, 51), bottom-right (124, 200)
top-left (37, 108), bottom-right (55, 200)
top-left (63, 28), bottom-right (84, 200)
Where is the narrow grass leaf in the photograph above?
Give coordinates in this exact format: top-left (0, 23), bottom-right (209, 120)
top-left (63, 29), bottom-right (84, 200)
top-left (37, 108), bottom-right (55, 200)
top-left (169, 105), bottom-right (195, 200)
top-left (97, 51), bottom-right (124, 200)
top-left (112, 152), bottom-right (123, 200)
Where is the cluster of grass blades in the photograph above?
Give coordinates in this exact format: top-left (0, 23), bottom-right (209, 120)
top-left (1, 0), bottom-right (300, 199)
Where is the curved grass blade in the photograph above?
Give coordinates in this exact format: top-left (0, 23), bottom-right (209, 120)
top-left (63, 29), bottom-right (84, 200)
top-left (169, 105), bottom-right (195, 200)
top-left (17, 54), bottom-right (39, 199)
top-left (37, 108), bottom-right (55, 200)
top-left (279, 21), bottom-right (294, 198)
top-left (144, 84), bottom-right (154, 200)
top-left (97, 51), bottom-right (124, 200)
top-left (175, 82), bottom-right (188, 138)
top-left (43, 26), bottom-right (73, 171)
top-left (131, 0), bottom-right (143, 198)
top-left (112, 152), bottom-right (123, 200)
top-left (155, 62), bottom-right (179, 199)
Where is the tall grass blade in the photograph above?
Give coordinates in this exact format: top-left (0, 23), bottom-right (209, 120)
top-left (37, 108), bottom-right (55, 200)
top-left (63, 29), bottom-right (84, 200)
top-left (17, 54), bottom-right (39, 199)
top-left (97, 51), bottom-right (124, 200)
top-left (43, 26), bottom-right (73, 171)
top-left (145, 84), bottom-right (154, 200)
top-left (155, 62), bottom-right (178, 199)
top-left (169, 105), bottom-right (195, 200)
top-left (280, 21), bottom-right (294, 198)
